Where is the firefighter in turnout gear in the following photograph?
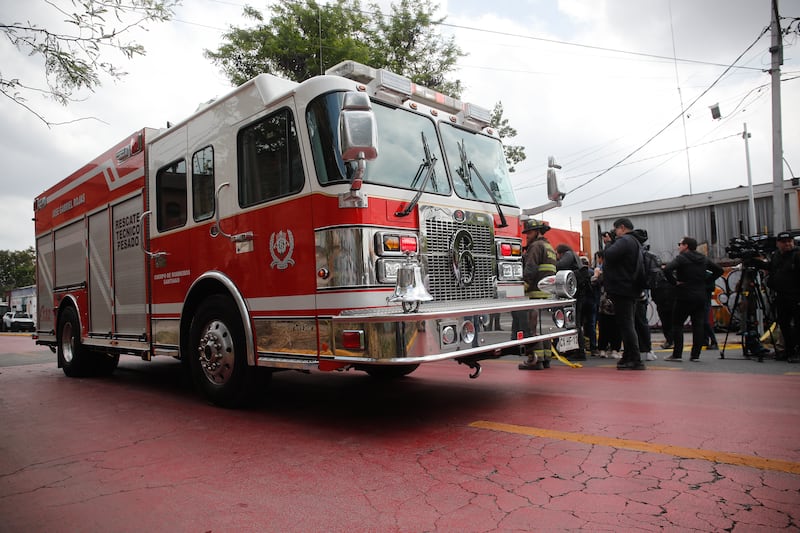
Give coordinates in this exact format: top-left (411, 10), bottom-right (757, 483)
top-left (519, 218), bottom-right (558, 370)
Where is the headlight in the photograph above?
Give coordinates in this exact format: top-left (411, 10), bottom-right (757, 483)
top-left (376, 258), bottom-right (406, 283)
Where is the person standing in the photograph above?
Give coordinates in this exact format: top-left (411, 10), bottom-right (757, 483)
top-left (630, 228), bottom-right (657, 361)
top-left (518, 219), bottom-right (558, 370)
top-left (652, 267), bottom-right (676, 350)
top-left (603, 218), bottom-right (646, 370)
top-left (582, 255), bottom-right (600, 357)
top-left (663, 237), bottom-right (724, 362)
top-left (595, 253), bottom-right (622, 358)
top-left (766, 232), bottom-right (800, 363)
top-left (703, 273), bottom-right (719, 350)
top-left (555, 243), bottom-right (589, 361)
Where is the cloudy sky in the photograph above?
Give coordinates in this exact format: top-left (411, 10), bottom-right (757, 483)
top-left (2, 0), bottom-right (798, 251)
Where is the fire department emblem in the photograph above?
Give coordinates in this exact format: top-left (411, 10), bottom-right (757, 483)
top-left (269, 229), bottom-right (295, 270)
top-left (450, 229), bottom-right (476, 288)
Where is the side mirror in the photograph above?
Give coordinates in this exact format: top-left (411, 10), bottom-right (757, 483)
top-left (339, 92), bottom-right (378, 162)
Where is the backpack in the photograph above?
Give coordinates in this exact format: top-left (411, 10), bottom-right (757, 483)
top-left (641, 249), bottom-right (666, 289)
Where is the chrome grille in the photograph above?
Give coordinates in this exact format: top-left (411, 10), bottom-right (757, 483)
top-left (424, 216), bottom-right (497, 301)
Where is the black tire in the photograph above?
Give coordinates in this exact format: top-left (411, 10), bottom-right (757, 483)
top-left (362, 364), bottom-right (419, 379)
top-left (57, 306), bottom-right (92, 377)
top-left (188, 294), bottom-right (256, 408)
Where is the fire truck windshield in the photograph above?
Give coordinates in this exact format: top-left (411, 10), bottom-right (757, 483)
top-left (440, 122), bottom-right (518, 207)
top-left (306, 91), bottom-right (518, 208)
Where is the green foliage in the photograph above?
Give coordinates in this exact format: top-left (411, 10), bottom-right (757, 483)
top-left (372, 0), bottom-right (463, 96)
top-left (491, 101), bottom-right (526, 173)
top-left (205, 0), bottom-right (464, 96)
top-left (0, 248), bottom-right (35, 294)
top-left (1, 0), bottom-right (179, 126)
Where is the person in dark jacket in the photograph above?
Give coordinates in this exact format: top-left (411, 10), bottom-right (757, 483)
top-left (630, 229), bottom-right (656, 361)
top-left (555, 243), bottom-right (587, 360)
top-left (767, 232), bottom-right (800, 363)
top-left (663, 237), bottom-right (724, 362)
top-left (603, 217), bottom-right (646, 370)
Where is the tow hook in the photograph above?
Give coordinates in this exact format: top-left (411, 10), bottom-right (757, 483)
top-left (458, 360), bottom-right (481, 379)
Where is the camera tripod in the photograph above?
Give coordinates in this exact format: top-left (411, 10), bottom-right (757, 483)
top-left (720, 266), bottom-right (775, 361)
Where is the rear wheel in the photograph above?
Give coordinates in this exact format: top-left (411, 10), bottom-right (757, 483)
top-left (188, 295), bottom-right (256, 408)
top-left (58, 306), bottom-right (92, 377)
top-left (362, 364), bottom-right (419, 379)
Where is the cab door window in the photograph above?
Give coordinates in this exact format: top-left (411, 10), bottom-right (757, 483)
top-left (192, 146), bottom-right (215, 221)
top-left (238, 108), bottom-right (304, 207)
top-left (156, 159), bottom-right (187, 231)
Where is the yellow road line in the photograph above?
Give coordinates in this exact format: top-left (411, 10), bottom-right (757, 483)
top-left (470, 420), bottom-right (800, 475)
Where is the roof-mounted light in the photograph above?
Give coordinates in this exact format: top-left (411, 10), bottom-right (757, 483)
top-left (377, 69), bottom-right (412, 97)
top-left (328, 60), bottom-right (483, 124)
top-left (463, 103), bottom-right (492, 128)
top-left (326, 60), bottom-right (377, 84)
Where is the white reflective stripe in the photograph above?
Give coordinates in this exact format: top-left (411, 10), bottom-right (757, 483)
top-left (151, 303), bottom-right (183, 315)
top-left (315, 291), bottom-right (391, 310)
top-left (247, 295), bottom-right (316, 311)
top-left (47, 160), bottom-right (143, 203)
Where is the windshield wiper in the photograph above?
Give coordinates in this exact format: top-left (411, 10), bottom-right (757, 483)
top-left (395, 131), bottom-right (438, 217)
top-left (457, 140), bottom-right (508, 228)
top-left (457, 141), bottom-right (476, 197)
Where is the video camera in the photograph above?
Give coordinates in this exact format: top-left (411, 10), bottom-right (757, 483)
top-left (725, 234), bottom-right (776, 262)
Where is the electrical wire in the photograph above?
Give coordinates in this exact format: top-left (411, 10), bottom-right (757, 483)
top-left (566, 26), bottom-right (770, 196)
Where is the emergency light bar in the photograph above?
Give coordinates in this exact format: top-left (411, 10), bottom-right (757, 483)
top-left (326, 60), bottom-right (492, 129)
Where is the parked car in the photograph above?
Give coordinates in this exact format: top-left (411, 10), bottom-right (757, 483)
top-left (3, 311), bottom-right (35, 332)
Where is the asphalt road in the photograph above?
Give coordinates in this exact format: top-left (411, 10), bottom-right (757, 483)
top-left (1, 332), bottom-right (799, 531)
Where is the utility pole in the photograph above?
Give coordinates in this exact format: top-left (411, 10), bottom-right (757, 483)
top-left (743, 123), bottom-right (757, 235)
top-left (770, 0), bottom-right (784, 234)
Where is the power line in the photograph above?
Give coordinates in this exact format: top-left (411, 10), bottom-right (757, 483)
top-left (514, 133), bottom-right (742, 191)
top-left (566, 26), bottom-right (770, 196)
top-left (438, 21), bottom-right (765, 72)
top-left (178, 1), bottom-right (768, 73)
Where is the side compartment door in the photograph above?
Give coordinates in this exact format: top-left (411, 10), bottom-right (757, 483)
top-left (110, 195), bottom-right (147, 335)
top-left (35, 232), bottom-right (54, 334)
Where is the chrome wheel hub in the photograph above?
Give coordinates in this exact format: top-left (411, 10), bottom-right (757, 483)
top-left (197, 319), bottom-right (235, 384)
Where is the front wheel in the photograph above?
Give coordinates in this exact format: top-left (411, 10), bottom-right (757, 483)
top-left (188, 294), bottom-right (256, 408)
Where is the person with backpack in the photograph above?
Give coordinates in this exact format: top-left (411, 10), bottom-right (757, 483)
top-left (663, 237), bottom-right (724, 362)
top-left (603, 217), bottom-right (646, 370)
top-left (650, 257), bottom-right (676, 350)
top-left (555, 243), bottom-right (591, 361)
top-left (631, 229), bottom-right (657, 361)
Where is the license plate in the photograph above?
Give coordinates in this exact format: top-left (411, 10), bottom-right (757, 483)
top-left (557, 334), bottom-right (580, 352)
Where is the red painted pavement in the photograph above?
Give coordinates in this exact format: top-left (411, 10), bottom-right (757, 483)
top-left (0, 341), bottom-right (798, 531)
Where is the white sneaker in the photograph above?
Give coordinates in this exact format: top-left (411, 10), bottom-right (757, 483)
top-left (644, 351), bottom-right (657, 361)
top-left (599, 350), bottom-right (608, 358)
top-left (610, 351), bottom-right (622, 359)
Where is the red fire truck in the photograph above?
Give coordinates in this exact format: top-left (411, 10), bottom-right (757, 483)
top-left (34, 61), bottom-right (577, 407)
